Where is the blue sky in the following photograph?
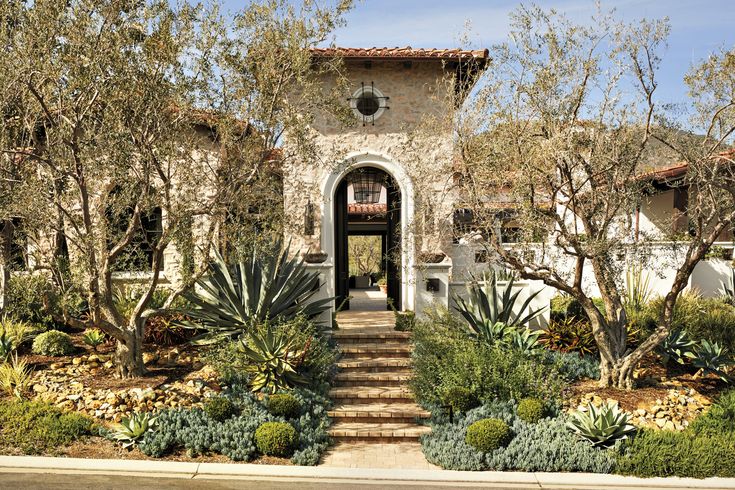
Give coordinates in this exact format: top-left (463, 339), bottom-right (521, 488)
top-left (220, 0), bottom-right (735, 105)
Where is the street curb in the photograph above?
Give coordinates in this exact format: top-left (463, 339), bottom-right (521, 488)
top-left (1, 456), bottom-right (735, 488)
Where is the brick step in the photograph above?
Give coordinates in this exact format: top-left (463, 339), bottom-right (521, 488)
top-left (329, 385), bottom-right (414, 404)
top-left (336, 358), bottom-right (411, 373)
top-left (328, 403), bottom-right (430, 424)
top-left (339, 344), bottom-right (412, 358)
top-left (332, 331), bottom-right (411, 344)
top-left (328, 421), bottom-right (431, 440)
top-left (334, 371), bottom-right (411, 387)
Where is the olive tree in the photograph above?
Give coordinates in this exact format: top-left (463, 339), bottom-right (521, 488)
top-left (453, 6), bottom-right (735, 388)
top-left (1, 0), bottom-right (351, 377)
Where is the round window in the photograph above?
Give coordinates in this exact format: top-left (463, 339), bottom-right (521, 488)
top-left (350, 85), bottom-right (386, 122)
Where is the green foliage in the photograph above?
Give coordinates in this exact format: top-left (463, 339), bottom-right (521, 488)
top-left (465, 418), bottom-right (512, 453)
top-left (410, 309), bottom-right (567, 408)
top-left (5, 274), bottom-right (56, 328)
top-left (721, 269), bottom-right (735, 306)
top-left (32, 330), bottom-right (74, 356)
top-left (0, 316), bottom-right (33, 349)
top-left (648, 294), bottom-right (735, 352)
top-left (0, 332), bottom-right (13, 362)
top-left (113, 287), bottom-right (169, 323)
top-left (140, 388), bottom-right (330, 465)
top-left (689, 389), bottom-right (735, 437)
top-left (510, 327), bottom-right (542, 354)
top-left (181, 244), bottom-right (333, 342)
top-left (0, 399), bottom-right (92, 453)
top-left (255, 421), bottom-right (298, 457)
top-left (422, 400), bottom-right (617, 472)
top-left (624, 265), bottom-right (653, 312)
top-left (517, 398), bottom-right (546, 424)
top-left (453, 275), bottom-right (545, 345)
top-left (617, 429), bottom-right (735, 478)
top-left (538, 350), bottom-right (600, 382)
top-left (441, 386), bottom-right (479, 413)
top-left (82, 329), bottom-right (106, 350)
top-left (267, 393), bottom-right (302, 419)
top-left (691, 339), bottom-right (732, 382)
top-left (0, 353), bottom-right (32, 398)
top-left (567, 402), bottom-right (636, 447)
top-left (657, 329), bottom-right (696, 366)
top-left (239, 324), bottom-right (309, 393)
top-left (394, 310), bottom-right (416, 332)
top-left (109, 412), bottom-right (157, 449)
top-left (204, 396), bottom-right (239, 422)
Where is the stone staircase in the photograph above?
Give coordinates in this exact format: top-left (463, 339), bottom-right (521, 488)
top-left (328, 311), bottom-right (431, 442)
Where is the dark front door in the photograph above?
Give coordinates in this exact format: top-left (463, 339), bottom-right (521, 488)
top-left (385, 176), bottom-right (401, 310)
top-left (334, 179), bottom-right (350, 310)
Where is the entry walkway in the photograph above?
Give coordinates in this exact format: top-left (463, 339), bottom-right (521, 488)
top-left (347, 287), bottom-right (387, 311)
top-left (321, 310), bottom-right (436, 469)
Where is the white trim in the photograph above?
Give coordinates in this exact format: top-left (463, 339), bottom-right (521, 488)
top-left (320, 151), bottom-right (416, 311)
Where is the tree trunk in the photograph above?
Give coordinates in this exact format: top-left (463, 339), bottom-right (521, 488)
top-left (114, 330), bottom-right (145, 379)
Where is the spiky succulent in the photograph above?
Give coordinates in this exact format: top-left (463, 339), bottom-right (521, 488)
top-left (110, 412), bottom-right (158, 449)
top-left (692, 339), bottom-right (732, 382)
top-left (181, 242), bottom-right (333, 343)
top-left (454, 274), bottom-right (545, 346)
top-left (657, 329), bottom-right (696, 366)
top-left (511, 327), bottom-right (543, 354)
top-left (239, 325), bottom-right (309, 393)
top-left (82, 329), bottom-right (106, 350)
top-left (566, 402), bottom-right (636, 447)
top-left (0, 331), bottom-right (14, 362)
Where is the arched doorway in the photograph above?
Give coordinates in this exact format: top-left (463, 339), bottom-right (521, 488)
top-left (334, 167), bottom-right (401, 311)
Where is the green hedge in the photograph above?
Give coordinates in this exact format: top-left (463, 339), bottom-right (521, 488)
top-left (255, 422), bottom-right (298, 457)
top-left (0, 400), bottom-right (92, 454)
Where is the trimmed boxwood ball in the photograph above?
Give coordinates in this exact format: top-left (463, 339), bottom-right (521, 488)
top-left (465, 418), bottom-right (512, 453)
top-left (32, 330), bottom-right (75, 356)
top-left (267, 393), bottom-right (302, 419)
top-left (203, 396), bottom-right (238, 422)
top-left (442, 386), bottom-right (479, 413)
top-left (517, 398), bottom-right (546, 424)
top-left (255, 421), bottom-right (298, 457)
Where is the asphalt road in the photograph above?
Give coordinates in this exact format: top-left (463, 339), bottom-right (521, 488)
top-left (0, 472), bottom-right (531, 489)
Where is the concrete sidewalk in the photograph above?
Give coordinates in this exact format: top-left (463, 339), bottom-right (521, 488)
top-left (1, 456), bottom-right (735, 489)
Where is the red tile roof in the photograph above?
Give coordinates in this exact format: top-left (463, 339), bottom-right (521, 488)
top-left (310, 46), bottom-right (489, 62)
top-left (348, 203), bottom-right (387, 215)
top-left (638, 149), bottom-right (735, 183)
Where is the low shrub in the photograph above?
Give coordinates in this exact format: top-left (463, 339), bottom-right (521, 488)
top-left (394, 311), bottom-right (416, 332)
top-left (441, 386), bottom-right (479, 414)
top-left (0, 399), bottom-right (92, 453)
top-left (465, 418), bottom-right (511, 453)
top-left (411, 309), bottom-right (567, 408)
top-left (267, 394), bottom-right (302, 419)
top-left (421, 400), bottom-right (617, 472)
top-left (541, 317), bottom-right (597, 356)
top-left (538, 350), bottom-right (600, 382)
top-left (255, 421), bottom-right (298, 457)
top-left (140, 388), bottom-right (329, 465)
top-left (0, 316), bottom-right (33, 349)
top-left (32, 330), bottom-right (75, 356)
top-left (517, 398), bottom-right (545, 424)
top-left (689, 389), bottom-right (735, 437)
top-left (204, 396), bottom-right (239, 422)
top-left (617, 429), bottom-right (735, 478)
top-left (5, 274), bottom-right (56, 328)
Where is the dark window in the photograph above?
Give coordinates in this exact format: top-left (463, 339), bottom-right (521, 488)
top-left (356, 93), bottom-right (380, 116)
top-left (501, 226), bottom-right (522, 243)
top-left (453, 209), bottom-right (474, 244)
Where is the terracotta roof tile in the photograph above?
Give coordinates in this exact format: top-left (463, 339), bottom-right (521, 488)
top-left (310, 46), bottom-right (489, 62)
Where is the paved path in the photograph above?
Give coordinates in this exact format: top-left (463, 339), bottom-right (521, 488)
top-left (322, 310), bottom-right (436, 469)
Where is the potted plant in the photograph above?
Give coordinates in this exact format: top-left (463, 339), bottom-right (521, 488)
top-left (377, 277), bottom-right (388, 294)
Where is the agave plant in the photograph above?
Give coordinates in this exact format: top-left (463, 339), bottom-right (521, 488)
top-left (110, 412), bottom-right (157, 449)
top-left (624, 265), bottom-right (653, 312)
top-left (181, 241), bottom-right (333, 343)
top-left (566, 402), bottom-right (636, 447)
top-left (82, 329), bottom-right (106, 351)
top-left (692, 339), bottom-right (732, 382)
top-left (511, 327), bottom-right (543, 354)
top-left (657, 329), bottom-right (696, 366)
top-left (453, 274), bottom-right (545, 346)
top-left (239, 325), bottom-right (309, 393)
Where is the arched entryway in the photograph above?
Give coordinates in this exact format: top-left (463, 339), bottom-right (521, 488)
top-left (334, 167), bottom-right (401, 311)
top-left (320, 152), bottom-right (416, 313)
